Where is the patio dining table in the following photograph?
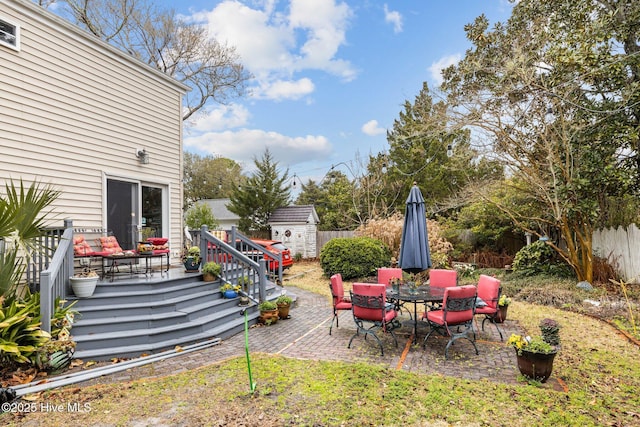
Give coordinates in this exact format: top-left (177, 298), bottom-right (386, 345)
top-left (386, 285), bottom-right (446, 343)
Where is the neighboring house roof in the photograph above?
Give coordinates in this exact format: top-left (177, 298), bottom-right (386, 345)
top-left (199, 199), bottom-right (240, 221)
top-left (268, 205), bottom-right (319, 224)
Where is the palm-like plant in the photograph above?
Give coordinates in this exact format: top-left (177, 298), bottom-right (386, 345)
top-left (0, 179), bottom-right (60, 297)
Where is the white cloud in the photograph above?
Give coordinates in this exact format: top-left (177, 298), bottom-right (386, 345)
top-left (428, 54), bottom-right (461, 85)
top-left (183, 128), bottom-right (332, 168)
top-left (383, 4), bottom-right (403, 33)
top-left (188, 0), bottom-right (357, 102)
top-left (187, 104), bottom-right (251, 132)
top-left (361, 119), bottom-right (386, 136)
top-left (254, 78), bottom-right (315, 101)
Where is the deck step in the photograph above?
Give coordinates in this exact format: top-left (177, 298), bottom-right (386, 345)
top-left (70, 268), bottom-right (285, 360)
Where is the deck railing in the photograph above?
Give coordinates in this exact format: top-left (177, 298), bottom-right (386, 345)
top-left (39, 219), bottom-right (74, 333)
top-left (199, 225), bottom-right (268, 302)
top-left (189, 226), bottom-right (284, 286)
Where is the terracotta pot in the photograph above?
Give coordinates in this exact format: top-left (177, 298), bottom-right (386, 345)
top-left (277, 303), bottom-right (291, 319)
top-left (495, 305), bottom-right (508, 323)
top-left (202, 272), bottom-right (217, 282)
top-left (259, 308), bottom-right (279, 325)
top-left (515, 349), bottom-right (557, 382)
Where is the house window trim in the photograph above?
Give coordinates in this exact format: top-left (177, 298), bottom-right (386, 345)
top-left (0, 16), bottom-right (20, 52)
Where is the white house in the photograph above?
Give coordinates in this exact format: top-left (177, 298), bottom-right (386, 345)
top-left (0, 0), bottom-right (188, 259)
top-left (268, 205), bottom-right (319, 259)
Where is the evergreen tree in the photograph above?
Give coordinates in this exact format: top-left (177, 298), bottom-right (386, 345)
top-left (228, 149), bottom-right (291, 232)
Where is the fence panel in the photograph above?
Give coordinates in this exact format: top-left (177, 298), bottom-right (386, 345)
top-left (593, 224), bottom-right (640, 284)
top-left (316, 231), bottom-right (355, 257)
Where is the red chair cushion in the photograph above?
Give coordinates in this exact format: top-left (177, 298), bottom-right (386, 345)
top-left (147, 237), bottom-right (168, 245)
top-left (475, 306), bottom-right (497, 315)
top-left (99, 236), bottom-right (124, 254)
top-left (335, 301), bottom-right (352, 310)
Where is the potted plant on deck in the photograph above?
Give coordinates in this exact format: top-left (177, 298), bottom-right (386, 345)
top-left (237, 275), bottom-right (251, 306)
top-left (276, 295), bottom-right (293, 320)
top-left (69, 266), bottom-right (99, 297)
top-left (258, 300), bottom-right (279, 325)
top-left (202, 261), bottom-right (221, 282)
top-left (507, 318), bottom-right (561, 383)
top-left (495, 294), bottom-right (511, 323)
top-left (220, 283), bottom-right (241, 299)
top-left (182, 246), bottom-right (201, 272)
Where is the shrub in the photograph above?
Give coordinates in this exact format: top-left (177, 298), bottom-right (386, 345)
top-left (185, 202), bottom-right (219, 230)
top-left (512, 240), bottom-right (572, 277)
top-left (356, 215), bottom-right (453, 267)
top-left (0, 292), bottom-right (51, 366)
top-left (319, 236), bottom-right (391, 280)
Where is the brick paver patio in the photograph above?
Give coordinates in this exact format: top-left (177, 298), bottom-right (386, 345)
top-left (72, 286), bottom-right (532, 388)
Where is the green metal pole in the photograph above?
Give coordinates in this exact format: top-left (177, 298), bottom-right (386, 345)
top-left (244, 309), bottom-right (256, 393)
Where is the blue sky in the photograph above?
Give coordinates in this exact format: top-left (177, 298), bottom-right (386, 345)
top-left (169, 0), bottom-right (514, 186)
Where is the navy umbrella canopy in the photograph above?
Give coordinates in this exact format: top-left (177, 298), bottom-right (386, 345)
top-left (398, 183), bottom-right (432, 274)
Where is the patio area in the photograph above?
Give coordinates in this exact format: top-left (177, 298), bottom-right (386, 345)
top-left (68, 286), bottom-right (550, 390)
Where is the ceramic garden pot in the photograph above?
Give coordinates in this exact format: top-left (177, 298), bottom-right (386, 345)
top-left (515, 349), bottom-right (558, 382)
top-left (70, 276), bottom-right (98, 297)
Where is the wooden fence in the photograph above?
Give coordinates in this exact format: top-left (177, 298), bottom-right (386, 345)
top-left (593, 224), bottom-right (640, 284)
top-left (316, 230), bottom-right (355, 257)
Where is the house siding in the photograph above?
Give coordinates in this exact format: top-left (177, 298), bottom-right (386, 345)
top-left (0, 0), bottom-right (187, 258)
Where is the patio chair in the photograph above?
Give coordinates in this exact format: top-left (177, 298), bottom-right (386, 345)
top-left (348, 283), bottom-right (400, 356)
top-left (377, 267), bottom-right (403, 290)
top-left (474, 274), bottom-right (504, 341)
top-left (429, 269), bottom-right (457, 288)
top-left (426, 269), bottom-right (458, 310)
top-left (422, 285), bottom-right (479, 359)
top-left (329, 274), bottom-right (352, 335)
top-left (377, 267), bottom-right (412, 319)
top-left (73, 234), bottom-right (109, 270)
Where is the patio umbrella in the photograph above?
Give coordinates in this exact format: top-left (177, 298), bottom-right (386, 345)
top-left (398, 183), bottom-right (432, 273)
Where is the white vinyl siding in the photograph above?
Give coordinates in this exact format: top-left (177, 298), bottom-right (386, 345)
top-left (0, 0), bottom-right (187, 254)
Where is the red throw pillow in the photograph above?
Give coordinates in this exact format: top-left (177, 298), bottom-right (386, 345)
top-left (147, 237), bottom-right (168, 245)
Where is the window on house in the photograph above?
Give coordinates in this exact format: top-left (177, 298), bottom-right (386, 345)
top-left (0, 17), bottom-right (20, 51)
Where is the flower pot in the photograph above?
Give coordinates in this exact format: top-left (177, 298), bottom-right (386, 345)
top-left (34, 345), bottom-right (75, 373)
top-left (495, 305), bottom-right (508, 323)
top-left (239, 295), bottom-right (250, 306)
top-left (183, 257), bottom-right (201, 272)
top-left (515, 349), bottom-right (557, 382)
top-left (70, 276), bottom-right (98, 297)
top-left (259, 308), bottom-right (279, 325)
top-left (203, 272), bottom-right (217, 282)
top-left (223, 290), bottom-right (238, 299)
top-left (277, 302), bottom-right (291, 319)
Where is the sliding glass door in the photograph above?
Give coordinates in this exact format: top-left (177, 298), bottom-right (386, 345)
top-left (106, 179), bottom-right (167, 250)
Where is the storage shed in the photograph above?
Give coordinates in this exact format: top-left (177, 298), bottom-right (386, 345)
top-left (268, 205), bottom-right (319, 259)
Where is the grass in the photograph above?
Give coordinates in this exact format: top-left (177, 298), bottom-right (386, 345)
top-left (3, 261), bottom-right (640, 426)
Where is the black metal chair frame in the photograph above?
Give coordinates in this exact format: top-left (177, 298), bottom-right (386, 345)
top-left (329, 281), bottom-right (351, 335)
top-left (348, 291), bottom-right (400, 356)
top-left (423, 291), bottom-right (479, 359)
top-left (477, 286), bottom-right (504, 341)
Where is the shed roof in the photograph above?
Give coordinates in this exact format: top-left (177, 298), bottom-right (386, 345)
top-left (268, 205), bottom-right (319, 224)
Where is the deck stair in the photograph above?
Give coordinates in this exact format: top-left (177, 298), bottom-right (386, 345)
top-left (69, 268), bottom-right (285, 361)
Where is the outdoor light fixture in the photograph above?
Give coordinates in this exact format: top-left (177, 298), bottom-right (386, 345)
top-left (136, 148), bottom-right (150, 164)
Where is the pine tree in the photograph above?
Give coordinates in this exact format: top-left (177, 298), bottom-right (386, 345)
top-left (228, 149), bottom-right (291, 232)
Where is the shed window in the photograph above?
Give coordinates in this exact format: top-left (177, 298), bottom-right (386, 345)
top-left (0, 17), bottom-right (20, 51)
